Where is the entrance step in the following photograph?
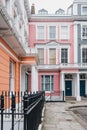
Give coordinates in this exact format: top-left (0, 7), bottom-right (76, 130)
top-left (65, 96), bottom-right (76, 101)
top-left (81, 96), bottom-right (87, 100)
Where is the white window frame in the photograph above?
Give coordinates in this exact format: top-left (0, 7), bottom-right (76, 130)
top-left (48, 46), bottom-right (58, 65)
top-left (81, 5), bottom-right (87, 15)
top-left (81, 45), bottom-right (87, 63)
top-left (60, 46), bottom-right (70, 64)
top-left (41, 75), bottom-right (54, 92)
top-left (81, 25), bottom-right (87, 39)
top-left (36, 46), bottom-right (46, 64)
top-left (9, 60), bottom-right (15, 92)
top-left (48, 25), bottom-right (57, 40)
top-left (36, 25), bottom-right (46, 40)
top-left (60, 25), bottom-right (70, 40)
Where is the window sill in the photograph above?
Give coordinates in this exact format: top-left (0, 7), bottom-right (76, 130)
top-left (81, 37), bottom-right (87, 40)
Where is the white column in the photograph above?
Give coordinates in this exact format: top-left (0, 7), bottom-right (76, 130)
top-left (85, 79), bottom-right (87, 94)
top-left (74, 22), bottom-right (78, 63)
top-left (74, 74), bottom-right (77, 97)
top-left (60, 73), bottom-right (65, 100)
top-left (60, 73), bottom-right (65, 91)
top-left (35, 68), bottom-right (38, 91)
top-left (31, 65), bottom-right (38, 92)
top-left (76, 73), bottom-right (81, 101)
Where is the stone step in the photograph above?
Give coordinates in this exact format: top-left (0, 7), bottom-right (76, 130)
top-left (65, 96), bottom-right (76, 101)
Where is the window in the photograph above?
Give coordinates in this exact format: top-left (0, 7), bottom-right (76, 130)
top-left (38, 9), bottom-right (48, 14)
top-left (37, 26), bottom-right (45, 40)
top-left (38, 48), bottom-right (44, 64)
top-left (49, 26), bottom-right (56, 39)
top-left (82, 6), bottom-right (87, 15)
top-left (82, 48), bottom-right (87, 63)
top-left (80, 74), bottom-right (86, 79)
top-left (49, 48), bottom-right (56, 64)
top-left (82, 25), bottom-right (87, 39)
top-left (25, 73), bottom-right (29, 91)
top-left (65, 74), bottom-right (72, 79)
top-left (60, 26), bottom-right (69, 40)
top-left (41, 75), bottom-right (54, 91)
top-left (9, 60), bottom-right (15, 91)
top-left (61, 48), bottom-right (68, 63)
top-left (55, 9), bottom-right (65, 15)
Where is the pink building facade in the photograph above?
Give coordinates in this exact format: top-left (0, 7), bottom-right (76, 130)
top-left (29, 9), bottom-right (82, 101)
top-left (29, 0), bottom-right (87, 101)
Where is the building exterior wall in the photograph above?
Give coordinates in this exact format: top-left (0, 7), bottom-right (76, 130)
top-left (0, 0), bottom-right (36, 93)
top-left (28, 0), bottom-right (87, 101)
top-left (1, 0), bottom-right (87, 101)
top-left (0, 37), bottom-right (20, 92)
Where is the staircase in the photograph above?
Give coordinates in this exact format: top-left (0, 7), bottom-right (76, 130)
top-left (65, 96), bottom-right (76, 101)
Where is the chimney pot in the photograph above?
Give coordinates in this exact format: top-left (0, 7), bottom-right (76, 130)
top-left (31, 3), bottom-right (35, 14)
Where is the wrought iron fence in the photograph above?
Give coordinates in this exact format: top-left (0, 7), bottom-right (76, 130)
top-left (0, 91), bottom-right (45, 130)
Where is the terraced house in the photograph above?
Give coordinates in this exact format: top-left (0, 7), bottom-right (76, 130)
top-left (0, 0), bottom-right (87, 101)
top-left (29, 0), bottom-right (87, 101)
top-left (0, 0), bottom-right (37, 93)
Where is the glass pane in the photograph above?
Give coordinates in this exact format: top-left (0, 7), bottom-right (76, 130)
top-left (61, 49), bottom-right (68, 63)
top-left (45, 83), bottom-right (50, 91)
top-left (49, 26), bottom-right (56, 39)
top-left (49, 48), bottom-right (56, 64)
top-left (38, 48), bottom-right (44, 64)
top-left (82, 48), bottom-right (87, 63)
top-left (83, 7), bottom-right (87, 13)
top-left (45, 76), bottom-right (50, 83)
top-left (37, 26), bottom-right (44, 39)
top-left (42, 83), bottom-right (44, 91)
top-left (51, 83), bottom-right (53, 91)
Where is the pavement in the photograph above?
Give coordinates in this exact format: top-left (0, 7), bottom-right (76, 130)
top-left (42, 100), bottom-right (87, 130)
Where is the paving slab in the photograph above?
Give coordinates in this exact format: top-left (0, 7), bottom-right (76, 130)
top-left (42, 101), bottom-right (87, 130)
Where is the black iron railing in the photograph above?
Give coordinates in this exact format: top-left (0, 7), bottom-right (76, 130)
top-left (0, 91), bottom-right (45, 130)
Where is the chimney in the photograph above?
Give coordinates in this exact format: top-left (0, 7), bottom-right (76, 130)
top-left (31, 4), bottom-right (35, 14)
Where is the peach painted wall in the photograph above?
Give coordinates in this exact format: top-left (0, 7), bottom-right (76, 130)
top-left (15, 62), bottom-right (20, 92)
top-left (0, 46), bottom-right (9, 91)
top-left (0, 38), bottom-right (20, 92)
top-left (38, 71), bottom-right (60, 92)
top-left (20, 56), bottom-right (36, 65)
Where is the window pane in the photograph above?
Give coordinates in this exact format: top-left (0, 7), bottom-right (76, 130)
top-left (41, 75), bottom-right (54, 91)
top-left (61, 49), bottom-right (68, 63)
top-left (9, 60), bottom-right (14, 91)
top-left (82, 48), bottom-right (87, 63)
top-left (49, 26), bottom-right (56, 39)
top-left (82, 26), bottom-right (87, 38)
top-left (37, 26), bottom-right (44, 39)
top-left (82, 7), bottom-right (87, 14)
top-left (38, 48), bottom-right (44, 64)
top-left (61, 26), bottom-right (69, 39)
top-left (49, 48), bottom-right (56, 64)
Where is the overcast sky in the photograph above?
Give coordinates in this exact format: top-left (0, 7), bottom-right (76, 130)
top-left (29, 0), bottom-right (74, 14)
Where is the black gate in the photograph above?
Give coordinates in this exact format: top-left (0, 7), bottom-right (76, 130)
top-left (0, 91), bottom-right (45, 130)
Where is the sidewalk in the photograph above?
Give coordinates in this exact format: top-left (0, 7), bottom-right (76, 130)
top-left (42, 101), bottom-right (87, 130)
